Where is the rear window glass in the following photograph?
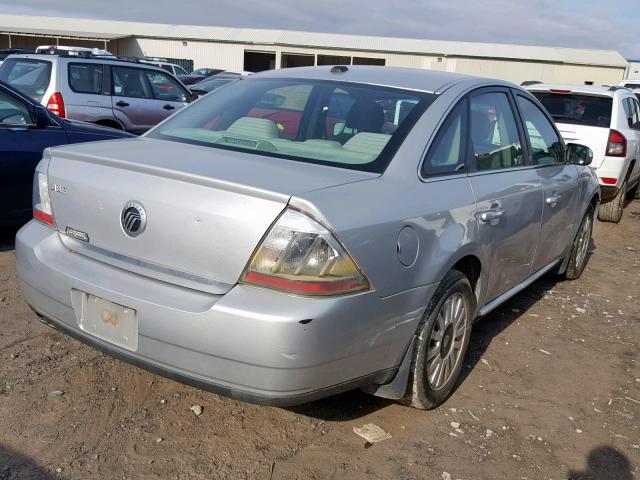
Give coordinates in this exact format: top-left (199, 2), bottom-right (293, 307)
top-left (68, 63), bottom-right (103, 94)
top-left (194, 78), bottom-right (233, 93)
top-left (148, 78), bottom-right (434, 173)
top-left (531, 92), bottom-right (612, 128)
top-left (0, 58), bottom-right (52, 102)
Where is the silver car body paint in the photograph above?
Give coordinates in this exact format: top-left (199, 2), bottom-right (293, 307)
top-left (16, 66), bottom-right (600, 405)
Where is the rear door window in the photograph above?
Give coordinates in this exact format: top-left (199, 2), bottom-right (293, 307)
top-left (629, 97), bottom-right (640, 130)
top-left (68, 63), bottom-right (103, 94)
top-left (516, 95), bottom-right (564, 165)
top-left (470, 92), bottom-right (524, 171)
top-left (0, 58), bottom-right (52, 102)
top-left (531, 92), bottom-right (612, 128)
top-left (112, 67), bottom-right (152, 99)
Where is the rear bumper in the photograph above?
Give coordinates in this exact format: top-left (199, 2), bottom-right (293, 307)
top-left (593, 156), bottom-right (630, 196)
top-left (16, 221), bottom-right (435, 405)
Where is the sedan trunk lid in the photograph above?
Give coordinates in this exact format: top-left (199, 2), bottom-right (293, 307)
top-left (47, 137), bottom-right (377, 293)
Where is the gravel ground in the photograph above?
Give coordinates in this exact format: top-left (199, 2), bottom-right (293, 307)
top-left (0, 201), bottom-right (638, 480)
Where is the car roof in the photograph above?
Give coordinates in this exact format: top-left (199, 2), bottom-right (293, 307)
top-left (3, 53), bottom-right (177, 73)
top-left (252, 65), bottom-right (509, 93)
top-left (525, 83), bottom-right (629, 97)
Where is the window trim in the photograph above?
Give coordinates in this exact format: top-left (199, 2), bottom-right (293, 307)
top-left (420, 97), bottom-right (470, 178)
top-left (465, 86), bottom-right (529, 174)
top-left (513, 90), bottom-right (567, 168)
top-left (67, 62), bottom-right (104, 95)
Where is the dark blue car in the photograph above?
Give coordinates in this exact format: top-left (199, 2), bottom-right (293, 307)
top-left (1, 80), bottom-right (133, 226)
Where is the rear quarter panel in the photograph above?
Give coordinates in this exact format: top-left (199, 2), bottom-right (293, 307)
top-left (291, 175), bottom-right (480, 299)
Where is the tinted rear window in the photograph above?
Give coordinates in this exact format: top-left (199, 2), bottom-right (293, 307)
top-left (531, 92), bottom-right (612, 128)
top-left (0, 58), bottom-right (52, 102)
top-left (148, 78), bottom-right (434, 173)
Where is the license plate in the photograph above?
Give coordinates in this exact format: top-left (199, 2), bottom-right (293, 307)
top-left (79, 294), bottom-right (138, 351)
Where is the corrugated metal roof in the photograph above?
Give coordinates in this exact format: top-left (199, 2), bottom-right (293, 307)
top-left (0, 14), bottom-right (628, 68)
top-left (0, 25), bottom-right (126, 40)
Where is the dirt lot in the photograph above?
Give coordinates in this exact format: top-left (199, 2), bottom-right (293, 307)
top-left (0, 202), bottom-right (638, 480)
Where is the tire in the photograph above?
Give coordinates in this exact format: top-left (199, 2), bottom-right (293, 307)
top-left (402, 269), bottom-right (475, 410)
top-left (563, 206), bottom-right (595, 280)
top-left (633, 182), bottom-right (640, 199)
top-left (598, 179), bottom-right (626, 223)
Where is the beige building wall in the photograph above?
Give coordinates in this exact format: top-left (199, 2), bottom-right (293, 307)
top-left (452, 57), bottom-right (625, 85)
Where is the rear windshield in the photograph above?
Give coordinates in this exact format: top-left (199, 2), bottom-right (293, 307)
top-left (195, 78), bottom-right (234, 93)
top-left (531, 92), bottom-right (612, 128)
top-left (148, 78), bottom-right (434, 172)
top-left (0, 58), bottom-right (52, 102)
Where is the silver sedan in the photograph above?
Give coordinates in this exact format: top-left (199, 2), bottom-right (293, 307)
top-left (16, 66), bottom-right (599, 408)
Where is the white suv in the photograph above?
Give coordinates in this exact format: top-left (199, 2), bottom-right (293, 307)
top-left (527, 84), bottom-right (640, 222)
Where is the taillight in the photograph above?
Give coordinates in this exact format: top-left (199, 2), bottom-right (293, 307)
top-left (242, 209), bottom-right (370, 296)
top-left (46, 92), bottom-right (65, 118)
top-left (33, 156), bottom-right (55, 227)
top-left (606, 129), bottom-right (626, 157)
top-left (600, 177), bottom-right (618, 185)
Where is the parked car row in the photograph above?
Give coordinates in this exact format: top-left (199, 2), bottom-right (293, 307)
top-left (0, 47), bottom-right (235, 133)
top-left (524, 82), bottom-right (640, 222)
top-left (14, 65), bottom-right (604, 411)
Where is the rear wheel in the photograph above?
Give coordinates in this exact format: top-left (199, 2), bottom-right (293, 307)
top-left (403, 270), bottom-right (474, 410)
top-left (563, 206), bottom-right (594, 280)
top-left (598, 179), bottom-right (626, 223)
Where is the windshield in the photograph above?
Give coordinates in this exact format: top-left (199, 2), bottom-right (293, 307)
top-left (531, 92), bottom-right (612, 128)
top-left (148, 78), bottom-right (433, 172)
top-left (0, 58), bottom-right (52, 102)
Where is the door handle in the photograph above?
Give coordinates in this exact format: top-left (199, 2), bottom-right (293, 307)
top-left (116, 101), bottom-right (129, 107)
top-left (163, 104), bottom-right (175, 110)
top-left (477, 209), bottom-right (504, 224)
top-left (545, 194), bottom-right (562, 206)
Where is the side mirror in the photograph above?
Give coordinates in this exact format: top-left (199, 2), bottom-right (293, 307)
top-left (34, 106), bottom-right (52, 128)
top-left (566, 143), bottom-right (593, 166)
top-left (190, 92), bottom-right (199, 102)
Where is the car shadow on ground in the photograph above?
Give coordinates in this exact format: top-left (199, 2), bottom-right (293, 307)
top-left (0, 443), bottom-right (58, 479)
top-left (567, 445), bottom-right (633, 480)
top-left (292, 244), bottom-right (597, 421)
top-left (0, 226), bottom-right (19, 252)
